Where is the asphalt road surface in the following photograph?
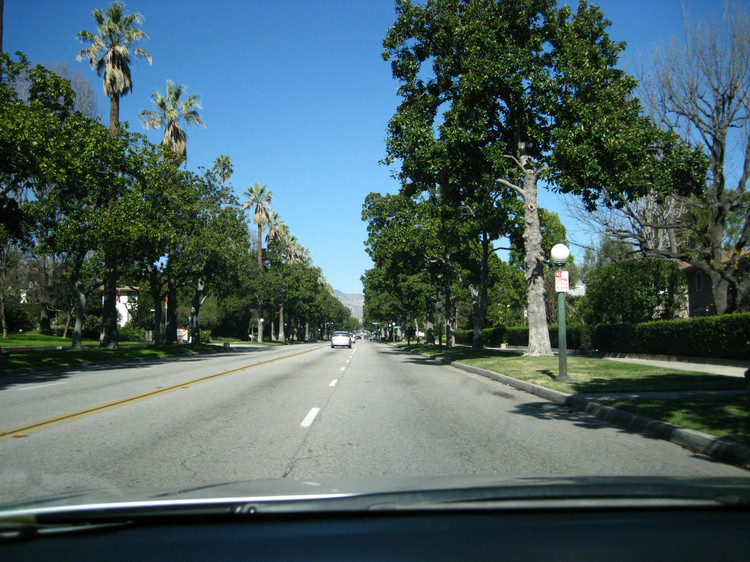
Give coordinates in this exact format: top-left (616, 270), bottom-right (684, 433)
top-left (1, 340), bottom-right (747, 502)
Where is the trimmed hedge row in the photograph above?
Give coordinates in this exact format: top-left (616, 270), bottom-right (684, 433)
top-left (454, 313), bottom-right (750, 360)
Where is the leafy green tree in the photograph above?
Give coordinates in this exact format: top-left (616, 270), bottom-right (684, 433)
top-left (383, 0), bottom-right (699, 355)
top-left (1, 55), bottom-right (131, 347)
top-left (362, 191), bottom-right (448, 342)
top-left (266, 218), bottom-right (311, 341)
top-left (139, 80), bottom-right (205, 162)
top-left (181, 179), bottom-right (249, 344)
top-left (583, 259), bottom-right (687, 324)
top-left (76, 1), bottom-right (151, 134)
top-left (1, 54), bottom-right (76, 244)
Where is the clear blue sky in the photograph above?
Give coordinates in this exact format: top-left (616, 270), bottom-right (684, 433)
top-left (4, 0), bottom-right (736, 294)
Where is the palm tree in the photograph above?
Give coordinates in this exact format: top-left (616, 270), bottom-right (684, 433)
top-left (242, 184), bottom-right (273, 343)
top-left (264, 211), bottom-right (285, 247)
top-left (76, 2), bottom-right (151, 134)
top-left (212, 155), bottom-right (233, 189)
top-left (139, 80), bottom-right (204, 161)
top-left (242, 183), bottom-right (273, 269)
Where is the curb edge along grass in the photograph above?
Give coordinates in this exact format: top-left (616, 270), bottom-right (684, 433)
top-left (427, 353), bottom-right (750, 469)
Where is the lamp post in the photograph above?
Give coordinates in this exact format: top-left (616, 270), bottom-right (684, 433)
top-left (551, 244), bottom-right (570, 382)
top-left (436, 301), bottom-right (444, 352)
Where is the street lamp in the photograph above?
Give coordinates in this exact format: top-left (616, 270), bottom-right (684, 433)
top-left (436, 301), bottom-right (444, 352)
top-left (551, 243), bottom-right (570, 382)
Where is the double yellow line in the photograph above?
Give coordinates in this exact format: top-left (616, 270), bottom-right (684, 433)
top-left (1, 346), bottom-right (321, 440)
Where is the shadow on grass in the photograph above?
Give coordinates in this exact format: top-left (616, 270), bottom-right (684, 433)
top-left (397, 344), bottom-right (524, 362)
top-left (569, 373), bottom-right (746, 394)
top-left (538, 369), bottom-right (557, 381)
top-left (0, 344), bottom-right (273, 390)
top-left (605, 395), bottom-right (750, 447)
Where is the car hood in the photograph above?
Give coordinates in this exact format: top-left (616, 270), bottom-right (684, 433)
top-left (3, 474), bottom-right (750, 517)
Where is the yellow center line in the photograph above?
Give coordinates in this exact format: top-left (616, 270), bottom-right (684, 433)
top-left (0, 346), bottom-right (322, 440)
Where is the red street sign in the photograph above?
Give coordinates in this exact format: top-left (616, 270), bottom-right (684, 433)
top-left (555, 270), bottom-right (569, 293)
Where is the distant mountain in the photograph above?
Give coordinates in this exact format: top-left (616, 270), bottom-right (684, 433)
top-left (334, 290), bottom-right (364, 321)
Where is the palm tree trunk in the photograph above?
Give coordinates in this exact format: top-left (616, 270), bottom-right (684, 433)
top-left (109, 93), bottom-right (119, 134)
top-left (257, 225), bottom-right (263, 268)
top-left (278, 303), bottom-right (285, 342)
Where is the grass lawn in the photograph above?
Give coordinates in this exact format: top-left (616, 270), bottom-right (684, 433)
top-left (0, 342), bottom-right (226, 371)
top-left (0, 334), bottom-right (317, 371)
top-left (605, 396), bottom-right (750, 447)
top-left (401, 343), bottom-right (746, 394)
top-left (396, 342), bottom-right (749, 445)
top-left (0, 332), bottom-right (101, 347)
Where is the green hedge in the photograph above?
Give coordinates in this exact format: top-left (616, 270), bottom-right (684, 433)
top-left (454, 330), bottom-right (472, 345)
top-left (589, 314), bottom-right (750, 359)
top-left (454, 327), bottom-right (506, 346)
top-left (505, 326), bottom-right (529, 346)
top-left (456, 313), bottom-right (750, 360)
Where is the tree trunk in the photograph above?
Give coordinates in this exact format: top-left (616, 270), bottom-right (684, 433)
top-left (471, 233), bottom-right (491, 350)
top-left (190, 278), bottom-right (205, 345)
top-left (62, 306), bottom-right (73, 339)
top-left (38, 255), bottom-right (55, 334)
top-left (100, 250), bottom-right (118, 348)
top-left (166, 273), bottom-right (178, 345)
top-left (278, 303), bottom-right (285, 342)
top-left (523, 170), bottom-right (552, 356)
top-left (710, 272), bottom-right (731, 315)
top-left (149, 265), bottom-right (163, 345)
top-left (72, 281), bottom-right (86, 350)
top-left (39, 305), bottom-right (52, 334)
top-left (109, 93), bottom-right (119, 135)
top-left (0, 293), bottom-right (7, 339)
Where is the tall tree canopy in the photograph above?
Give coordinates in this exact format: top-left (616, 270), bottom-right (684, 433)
top-left (584, 4), bottom-right (748, 314)
top-left (139, 80), bottom-right (204, 161)
top-left (76, 1), bottom-right (152, 133)
top-left (383, 0), bottom-right (700, 354)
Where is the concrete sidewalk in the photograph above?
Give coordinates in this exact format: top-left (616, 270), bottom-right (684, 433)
top-left (603, 357), bottom-right (748, 378)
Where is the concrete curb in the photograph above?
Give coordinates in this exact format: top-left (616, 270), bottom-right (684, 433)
top-left (408, 348), bottom-right (750, 468)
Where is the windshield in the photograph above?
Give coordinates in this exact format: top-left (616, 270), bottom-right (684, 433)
top-left (1, 0), bottom-right (749, 513)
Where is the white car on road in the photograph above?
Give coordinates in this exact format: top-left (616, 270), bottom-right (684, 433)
top-left (331, 331), bottom-right (352, 349)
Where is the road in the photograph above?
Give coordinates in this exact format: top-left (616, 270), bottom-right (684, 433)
top-left (1, 341), bottom-right (747, 502)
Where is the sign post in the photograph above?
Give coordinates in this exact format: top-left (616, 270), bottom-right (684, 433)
top-left (551, 244), bottom-right (571, 382)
